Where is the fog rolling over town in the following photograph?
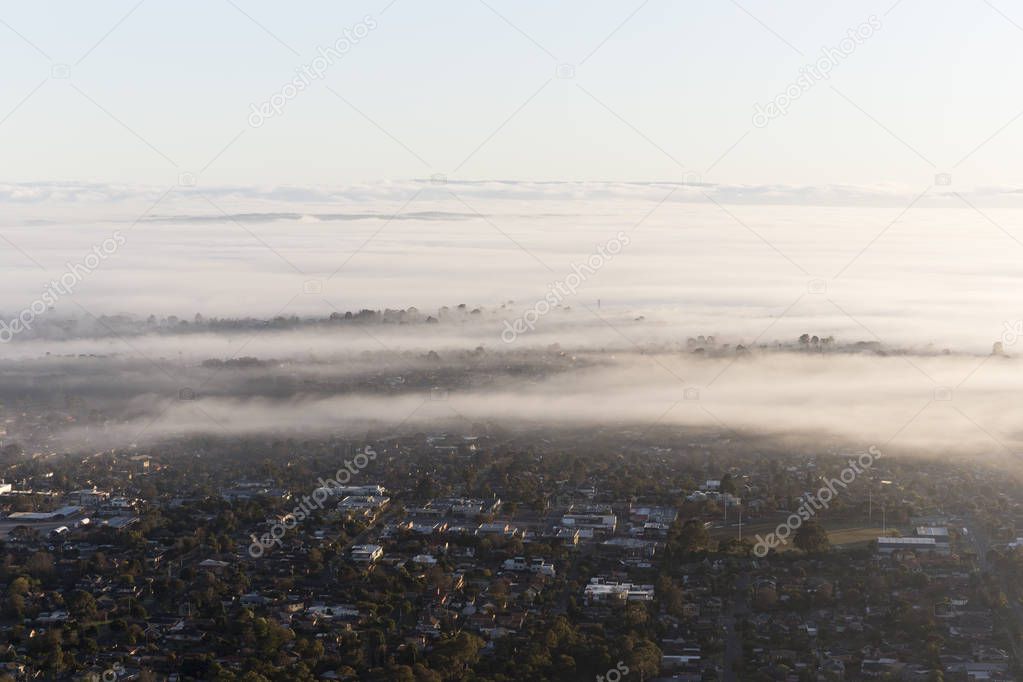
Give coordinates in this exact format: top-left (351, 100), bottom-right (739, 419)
top-left (3, 1), bottom-right (1023, 680)
top-left (2, 316), bottom-right (1022, 461)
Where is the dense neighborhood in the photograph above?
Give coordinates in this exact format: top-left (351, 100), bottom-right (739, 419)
top-left (0, 418), bottom-right (1019, 681)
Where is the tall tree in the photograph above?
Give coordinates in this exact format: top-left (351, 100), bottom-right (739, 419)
top-left (793, 521), bottom-right (830, 554)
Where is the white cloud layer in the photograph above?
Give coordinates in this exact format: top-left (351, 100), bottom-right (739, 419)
top-left (0, 182), bottom-right (1020, 354)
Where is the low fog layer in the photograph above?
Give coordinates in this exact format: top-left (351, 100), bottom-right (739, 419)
top-left (24, 340), bottom-right (1022, 461)
top-left (2, 184), bottom-right (1021, 460)
top-left (0, 183), bottom-right (1021, 353)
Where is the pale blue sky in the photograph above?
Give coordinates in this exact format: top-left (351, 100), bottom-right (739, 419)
top-left (2, 0), bottom-right (1023, 192)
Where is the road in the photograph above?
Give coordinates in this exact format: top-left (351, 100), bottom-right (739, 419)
top-left (722, 572), bottom-right (749, 682)
top-left (964, 516), bottom-right (1023, 663)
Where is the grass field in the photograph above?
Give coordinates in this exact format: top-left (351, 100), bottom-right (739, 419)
top-left (710, 516), bottom-right (901, 552)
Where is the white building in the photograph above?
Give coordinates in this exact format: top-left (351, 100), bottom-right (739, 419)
top-left (877, 536), bottom-right (948, 554)
top-left (915, 526), bottom-right (949, 538)
top-left (306, 604), bottom-right (360, 620)
top-left (315, 484), bottom-right (386, 499)
top-left (67, 489), bottom-right (108, 506)
top-left (561, 512), bottom-right (617, 536)
top-left (476, 522), bottom-right (519, 538)
top-left (584, 578), bottom-right (654, 604)
top-left (338, 495), bottom-right (390, 515)
top-left (351, 544), bottom-right (383, 563)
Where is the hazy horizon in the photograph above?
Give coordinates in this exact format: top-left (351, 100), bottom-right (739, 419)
top-left (4, 0), bottom-right (1023, 459)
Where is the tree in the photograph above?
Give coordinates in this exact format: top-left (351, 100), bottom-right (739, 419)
top-left (754, 585), bottom-right (778, 610)
top-left (793, 521), bottom-right (830, 554)
top-left (428, 632), bottom-right (484, 675)
top-left (720, 473), bottom-right (737, 495)
top-left (674, 519), bottom-right (710, 554)
top-left (622, 636), bottom-right (661, 680)
top-left (386, 665), bottom-right (415, 682)
top-left (656, 575), bottom-right (685, 616)
top-left (67, 590), bottom-right (98, 622)
top-left (26, 551), bottom-right (54, 577)
top-left (4, 577), bottom-right (29, 618)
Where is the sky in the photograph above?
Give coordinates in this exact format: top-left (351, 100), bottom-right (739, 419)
top-left (1, 1), bottom-right (1023, 352)
top-left (2, 0), bottom-right (1023, 190)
